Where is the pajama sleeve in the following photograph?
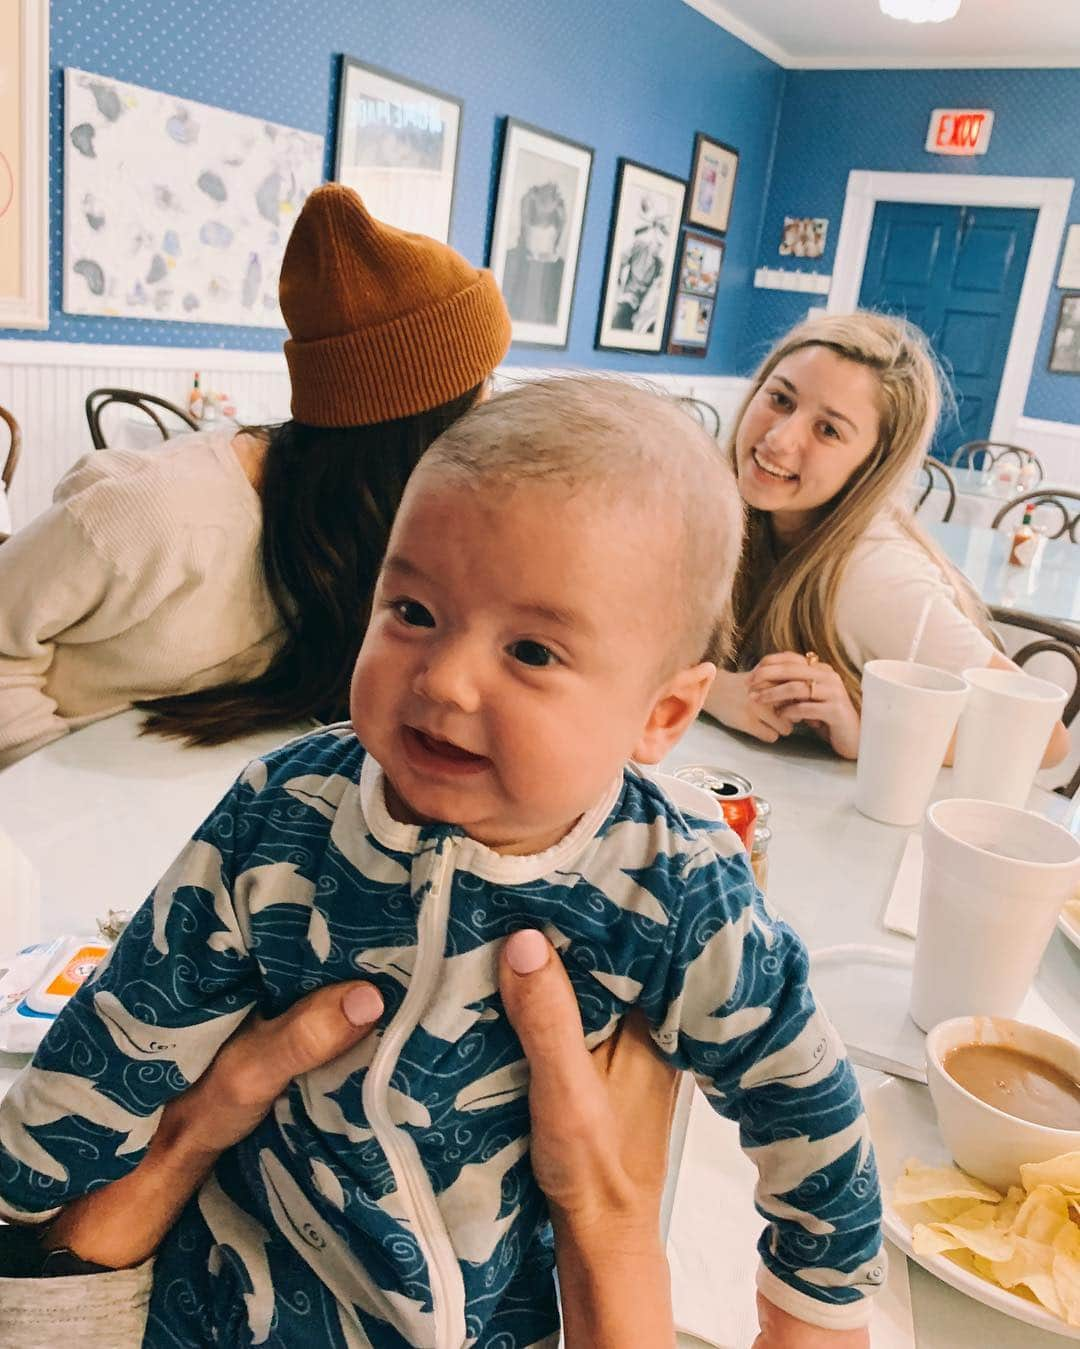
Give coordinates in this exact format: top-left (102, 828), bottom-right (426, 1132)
top-left (642, 841), bottom-right (884, 1331)
top-left (0, 770), bottom-right (266, 1222)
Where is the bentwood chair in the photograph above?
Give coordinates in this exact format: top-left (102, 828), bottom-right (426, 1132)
top-left (914, 456), bottom-right (957, 522)
top-left (1, 404), bottom-right (20, 494)
top-left (991, 489), bottom-right (1080, 541)
top-left (676, 396), bottom-right (722, 439)
top-left (950, 440), bottom-right (1044, 484)
top-left (85, 388), bottom-right (200, 450)
top-left (990, 606), bottom-right (1080, 798)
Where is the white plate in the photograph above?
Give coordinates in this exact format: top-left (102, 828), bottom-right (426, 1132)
top-left (1060, 905), bottom-right (1080, 954)
top-left (865, 1075), bottom-right (1080, 1341)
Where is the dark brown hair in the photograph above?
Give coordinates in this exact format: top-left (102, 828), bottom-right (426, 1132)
top-left (139, 386), bottom-right (481, 745)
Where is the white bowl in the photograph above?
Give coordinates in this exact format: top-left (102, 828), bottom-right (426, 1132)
top-left (926, 1015), bottom-right (1080, 1192)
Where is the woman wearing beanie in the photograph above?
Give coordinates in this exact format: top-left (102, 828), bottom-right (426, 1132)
top-left (0, 186), bottom-right (511, 766)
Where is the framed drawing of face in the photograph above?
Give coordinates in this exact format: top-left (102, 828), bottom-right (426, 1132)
top-left (685, 132), bottom-right (738, 237)
top-left (334, 56), bottom-right (463, 243)
top-left (488, 119), bottom-right (594, 349)
top-left (595, 158), bottom-right (686, 354)
top-left (1050, 294), bottom-right (1080, 374)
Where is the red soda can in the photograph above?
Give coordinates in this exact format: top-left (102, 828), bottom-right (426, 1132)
top-left (673, 766), bottom-right (757, 849)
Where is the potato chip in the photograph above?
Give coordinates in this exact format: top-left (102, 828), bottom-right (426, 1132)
top-left (895, 1152), bottom-right (1080, 1328)
top-left (1020, 1151), bottom-right (1080, 1196)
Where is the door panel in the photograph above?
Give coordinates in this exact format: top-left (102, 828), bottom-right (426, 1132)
top-left (858, 202), bottom-right (1037, 459)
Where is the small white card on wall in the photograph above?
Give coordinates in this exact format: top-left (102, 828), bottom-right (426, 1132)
top-left (1058, 224), bottom-right (1080, 289)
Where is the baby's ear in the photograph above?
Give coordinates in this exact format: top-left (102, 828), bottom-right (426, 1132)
top-left (632, 662), bottom-right (716, 765)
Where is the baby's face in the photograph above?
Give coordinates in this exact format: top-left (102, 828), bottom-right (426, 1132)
top-left (351, 471), bottom-right (684, 854)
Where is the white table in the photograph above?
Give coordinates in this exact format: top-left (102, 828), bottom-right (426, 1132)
top-left (926, 517), bottom-right (1080, 627)
top-left (920, 468), bottom-right (1069, 531)
top-left (2, 711), bottom-right (1078, 1347)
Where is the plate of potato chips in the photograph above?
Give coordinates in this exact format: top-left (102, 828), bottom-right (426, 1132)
top-left (867, 1076), bottom-right (1080, 1337)
top-left (1061, 898), bottom-right (1080, 955)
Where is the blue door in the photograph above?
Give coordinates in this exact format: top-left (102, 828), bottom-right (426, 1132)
top-left (858, 202), bottom-right (1037, 460)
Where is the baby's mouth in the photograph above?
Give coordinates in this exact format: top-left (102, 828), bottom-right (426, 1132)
top-left (404, 726), bottom-right (491, 772)
top-left (752, 447), bottom-right (799, 482)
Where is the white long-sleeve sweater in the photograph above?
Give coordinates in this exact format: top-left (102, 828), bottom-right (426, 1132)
top-left (0, 429), bottom-right (283, 767)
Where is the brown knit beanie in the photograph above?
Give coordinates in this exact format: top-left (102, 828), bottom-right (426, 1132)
top-left (280, 184), bottom-right (511, 427)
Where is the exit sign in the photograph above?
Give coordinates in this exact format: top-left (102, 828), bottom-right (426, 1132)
top-left (926, 108), bottom-right (994, 156)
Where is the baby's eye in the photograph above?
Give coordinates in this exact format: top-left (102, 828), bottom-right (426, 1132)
top-left (392, 599), bottom-right (435, 628)
top-left (509, 640), bottom-right (558, 668)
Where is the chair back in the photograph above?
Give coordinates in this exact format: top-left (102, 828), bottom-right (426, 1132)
top-left (0, 404), bottom-right (20, 492)
top-left (990, 489), bottom-right (1080, 541)
top-left (914, 456), bottom-right (957, 522)
top-left (990, 606), bottom-right (1080, 798)
top-left (950, 439), bottom-right (1044, 485)
top-left (675, 396), bottom-right (721, 439)
top-left (85, 388), bottom-right (200, 450)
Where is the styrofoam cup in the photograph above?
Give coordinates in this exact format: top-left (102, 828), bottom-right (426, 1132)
top-left (952, 666), bottom-right (1066, 808)
top-left (855, 661), bottom-right (969, 826)
top-left (910, 797), bottom-right (1080, 1031)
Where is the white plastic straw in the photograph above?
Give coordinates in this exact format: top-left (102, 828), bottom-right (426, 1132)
top-left (907, 592), bottom-right (936, 663)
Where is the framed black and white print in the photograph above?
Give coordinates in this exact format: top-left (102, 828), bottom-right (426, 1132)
top-left (666, 228), bottom-right (723, 357)
top-left (1050, 295), bottom-right (1080, 374)
top-left (333, 56), bottom-right (463, 243)
top-left (488, 119), bottom-right (594, 349)
top-left (685, 133), bottom-right (739, 237)
top-left (595, 159), bottom-right (686, 354)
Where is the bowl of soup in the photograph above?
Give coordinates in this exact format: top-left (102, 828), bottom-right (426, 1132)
top-left (925, 1016), bottom-right (1080, 1191)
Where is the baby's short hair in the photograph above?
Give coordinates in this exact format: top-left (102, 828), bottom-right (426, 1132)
top-left (419, 375), bottom-right (744, 668)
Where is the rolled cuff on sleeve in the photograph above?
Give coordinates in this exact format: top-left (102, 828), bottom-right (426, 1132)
top-left (0, 1256), bottom-right (152, 1349)
top-left (756, 1260), bottom-right (879, 1331)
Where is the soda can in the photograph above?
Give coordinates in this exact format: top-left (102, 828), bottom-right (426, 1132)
top-left (673, 765), bottom-right (758, 849)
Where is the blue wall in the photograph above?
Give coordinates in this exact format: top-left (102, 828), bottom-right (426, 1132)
top-left (0, 0), bottom-right (783, 374)
top-left (745, 68), bottom-right (1080, 423)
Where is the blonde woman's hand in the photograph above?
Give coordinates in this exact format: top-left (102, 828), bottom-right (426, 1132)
top-left (748, 653), bottom-right (861, 760)
top-left (703, 668), bottom-right (797, 744)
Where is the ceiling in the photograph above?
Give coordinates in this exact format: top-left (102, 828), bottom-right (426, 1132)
top-left (684, 0), bottom-right (1080, 68)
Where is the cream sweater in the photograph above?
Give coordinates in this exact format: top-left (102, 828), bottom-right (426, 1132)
top-left (0, 430), bottom-right (283, 768)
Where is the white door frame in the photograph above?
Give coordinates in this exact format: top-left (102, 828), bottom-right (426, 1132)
top-left (828, 170), bottom-right (1074, 443)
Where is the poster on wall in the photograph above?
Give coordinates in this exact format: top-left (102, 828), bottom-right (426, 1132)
top-left (596, 159), bottom-right (686, 354)
top-left (684, 132), bottom-right (738, 237)
top-left (63, 68), bottom-right (323, 327)
top-left (666, 228), bottom-right (723, 357)
top-left (779, 216), bottom-right (828, 259)
top-left (334, 57), bottom-right (462, 244)
top-left (488, 119), bottom-right (593, 349)
top-left (1049, 294), bottom-right (1080, 374)
top-left (0, 0), bottom-right (48, 328)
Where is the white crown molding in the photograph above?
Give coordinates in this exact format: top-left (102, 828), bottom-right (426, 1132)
top-left (681, 0), bottom-right (792, 66)
top-left (682, 0), bottom-right (1080, 69)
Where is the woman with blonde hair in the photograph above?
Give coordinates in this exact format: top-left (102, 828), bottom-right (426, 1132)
top-left (705, 310), bottom-right (1068, 764)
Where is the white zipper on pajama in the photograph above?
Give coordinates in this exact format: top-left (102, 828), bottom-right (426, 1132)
top-left (361, 835), bottom-right (467, 1349)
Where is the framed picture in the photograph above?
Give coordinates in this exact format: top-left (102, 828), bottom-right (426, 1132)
top-left (596, 159), bottom-right (686, 354)
top-left (1049, 294), bottom-right (1080, 374)
top-left (666, 228), bottom-right (724, 357)
top-left (0, 0), bottom-right (48, 328)
top-left (685, 133), bottom-right (739, 237)
top-left (488, 120), bottom-right (593, 349)
top-left (780, 216), bottom-right (828, 259)
top-left (333, 56), bottom-right (463, 243)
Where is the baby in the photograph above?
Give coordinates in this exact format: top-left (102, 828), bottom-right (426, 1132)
top-left (0, 377), bottom-right (883, 1348)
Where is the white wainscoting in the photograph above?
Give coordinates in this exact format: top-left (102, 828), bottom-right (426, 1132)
top-left (1012, 415), bottom-right (1080, 487)
top-left (0, 340), bottom-right (750, 530)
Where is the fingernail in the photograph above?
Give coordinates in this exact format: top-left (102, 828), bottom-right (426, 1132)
top-left (506, 929), bottom-right (549, 975)
top-left (343, 984), bottom-right (383, 1026)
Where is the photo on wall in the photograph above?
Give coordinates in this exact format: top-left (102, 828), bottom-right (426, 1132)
top-left (779, 216), bottom-right (828, 259)
top-left (333, 56), bottom-right (462, 243)
top-left (596, 159), bottom-right (686, 354)
top-left (685, 132), bottom-right (738, 237)
top-left (1049, 294), bottom-right (1080, 374)
top-left (666, 228), bottom-right (723, 357)
top-left (488, 119), bottom-right (593, 349)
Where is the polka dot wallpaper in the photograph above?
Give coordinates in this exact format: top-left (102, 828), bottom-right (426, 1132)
top-left (0, 0), bottom-right (784, 374)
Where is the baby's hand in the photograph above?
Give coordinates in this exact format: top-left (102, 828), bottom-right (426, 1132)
top-left (752, 1294), bottom-right (870, 1349)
